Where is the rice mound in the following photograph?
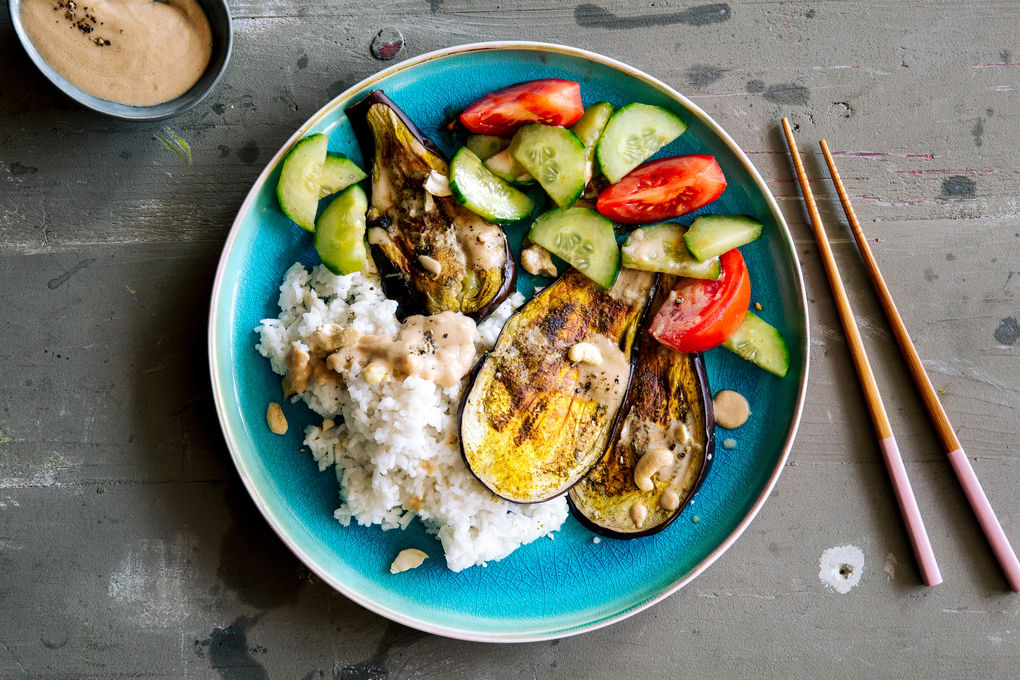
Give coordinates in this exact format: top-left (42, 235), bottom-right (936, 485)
top-left (256, 263), bottom-right (568, 571)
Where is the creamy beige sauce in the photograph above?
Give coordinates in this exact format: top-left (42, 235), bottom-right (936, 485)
top-left (326, 311), bottom-right (477, 388)
top-left (573, 335), bottom-right (630, 405)
top-left (21, 0), bottom-right (212, 107)
top-left (713, 389), bottom-right (750, 429)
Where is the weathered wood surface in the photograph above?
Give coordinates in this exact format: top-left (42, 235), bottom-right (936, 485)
top-left (1, 1), bottom-right (1018, 677)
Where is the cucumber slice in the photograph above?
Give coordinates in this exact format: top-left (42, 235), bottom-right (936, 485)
top-left (449, 147), bottom-right (535, 222)
top-left (314, 185), bottom-right (371, 275)
top-left (721, 312), bottom-right (789, 378)
top-left (596, 103), bottom-right (687, 183)
top-left (621, 223), bottom-right (721, 280)
top-left (318, 153), bottom-right (367, 198)
top-left (466, 134), bottom-right (510, 161)
top-left (528, 207), bottom-right (620, 288)
top-left (570, 102), bottom-right (614, 184)
top-left (509, 124), bottom-right (587, 208)
top-left (277, 134), bottom-right (328, 231)
top-left (484, 149), bottom-right (534, 185)
top-left (683, 214), bottom-right (764, 262)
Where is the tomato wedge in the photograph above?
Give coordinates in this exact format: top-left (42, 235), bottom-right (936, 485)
top-left (649, 249), bottom-right (750, 353)
top-left (460, 79), bottom-right (584, 136)
top-left (597, 155), bottom-right (727, 224)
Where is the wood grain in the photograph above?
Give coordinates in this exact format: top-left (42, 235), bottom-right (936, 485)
top-left (0, 0), bottom-right (1017, 677)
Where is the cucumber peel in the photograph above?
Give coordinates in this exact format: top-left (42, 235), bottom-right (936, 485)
top-left (621, 223), bottom-right (721, 280)
top-left (596, 103), bottom-right (687, 183)
top-left (449, 147), bottom-right (535, 222)
top-left (318, 153), bottom-right (367, 198)
top-left (683, 214), bottom-right (763, 262)
top-left (277, 134), bottom-right (329, 231)
top-left (528, 207), bottom-right (620, 288)
top-left (509, 124), bottom-right (587, 208)
top-left (721, 312), bottom-right (789, 378)
top-left (314, 184), bottom-right (371, 275)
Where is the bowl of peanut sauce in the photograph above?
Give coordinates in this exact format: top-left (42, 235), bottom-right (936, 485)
top-left (10, 0), bottom-right (232, 120)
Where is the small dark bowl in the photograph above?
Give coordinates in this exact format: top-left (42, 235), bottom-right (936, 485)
top-left (8, 0), bottom-right (232, 121)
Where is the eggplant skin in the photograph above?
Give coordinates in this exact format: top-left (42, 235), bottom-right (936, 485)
top-left (568, 276), bottom-right (714, 539)
top-left (346, 90), bottom-right (515, 320)
top-left (459, 268), bottom-right (657, 504)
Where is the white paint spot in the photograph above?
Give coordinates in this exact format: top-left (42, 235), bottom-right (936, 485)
top-left (819, 545), bottom-right (865, 594)
top-left (0, 497), bottom-right (20, 509)
top-left (108, 533), bottom-right (196, 627)
top-left (884, 552), bottom-right (897, 581)
top-left (0, 453), bottom-right (72, 488)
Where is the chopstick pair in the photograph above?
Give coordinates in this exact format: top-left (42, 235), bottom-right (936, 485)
top-left (781, 118), bottom-right (1020, 591)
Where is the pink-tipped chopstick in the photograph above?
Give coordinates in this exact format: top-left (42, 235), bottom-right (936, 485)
top-left (781, 118), bottom-right (942, 586)
top-left (818, 139), bottom-right (1020, 592)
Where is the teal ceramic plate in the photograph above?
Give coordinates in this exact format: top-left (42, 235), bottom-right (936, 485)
top-left (209, 42), bottom-right (808, 642)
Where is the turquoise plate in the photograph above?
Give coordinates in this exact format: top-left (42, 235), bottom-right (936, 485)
top-left (208, 42), bottom-right (808, 642)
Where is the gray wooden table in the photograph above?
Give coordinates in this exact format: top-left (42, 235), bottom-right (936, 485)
top-left (2, 1), bottom-right (1018, 677)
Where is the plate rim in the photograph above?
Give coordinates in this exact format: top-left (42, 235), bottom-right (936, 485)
top-left (207, 40), bottom-right (810, 643)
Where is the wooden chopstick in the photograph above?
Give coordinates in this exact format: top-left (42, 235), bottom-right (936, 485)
top-left (819, 139), bottom-right (1020, 592)
top-left (780, 118), bottom-right (942, 586)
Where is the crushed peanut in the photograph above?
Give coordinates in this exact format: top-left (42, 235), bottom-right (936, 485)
top-left (362, 362), bottom-right (387, 384)
top-left (568, 342), bottom-right (603, 365)
top-left (521, 244), bottom-right (558, 278)
top-left (418, 254), bottom-right (442, 277)
top-left (310, 323), bottom-right (361, 352)
top-left (266, 402), bottom-right (288, 435)
top-left (390, 548), bottom-right (429, 574)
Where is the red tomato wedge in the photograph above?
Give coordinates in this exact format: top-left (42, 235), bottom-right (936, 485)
top-left (649, 249), bottom-right (750, 353)
top-left (597, 155), bottom-right (727, 224)
top-left (460, 79), bottom-right (584, 136)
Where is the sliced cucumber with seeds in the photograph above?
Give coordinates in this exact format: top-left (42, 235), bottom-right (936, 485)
top-left (318, 153), bottom-right (367, 198)
top-left (721, 312), bottom-right (789, 378)
top-left (449, 147), bottom-right (535, 222)
top-left (683, 214), bottom-right (764, 262)
top-left (621, 223), bottom-right (721, 280)
top-left (466, 134), bottom-right (510, 161)
top-left (277, 134), bottom-right (328, 231)
top-left (484, 149), bottom-right (534, 185)
top-left (528, 207), bottom-right (620, 288)
top-left (509, 124), bottom-right (587, 208)
top-left (596, 103), bottom-right (687, 183)
top-left (570, 102), bottom-right (614, 184)
top-left (314, 184), bottom-right (370, 275)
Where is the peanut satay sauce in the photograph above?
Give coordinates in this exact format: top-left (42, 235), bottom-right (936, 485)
top-left (20, 0), bottom-right (212, 107)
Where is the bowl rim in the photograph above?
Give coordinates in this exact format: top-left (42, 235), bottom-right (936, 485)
top-left (8, 0), bottom-right (233, 121)
top-left (207, 40), bottom-right (810, 643)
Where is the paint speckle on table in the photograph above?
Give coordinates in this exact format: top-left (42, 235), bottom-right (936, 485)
top-left (574, 3), bottom-right (732, 30)
top-left (993, 317), bottom-right (1018, 346)
top-left (819, 545), bottom-right (864, 594)
top-left (884, 552), bottom-right (897, 581)
top-left (370, 27), bottom-right (404, 60)
top-left (940, 175), bottom-right (976, 198)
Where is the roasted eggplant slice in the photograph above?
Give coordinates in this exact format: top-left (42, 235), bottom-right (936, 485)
top-left (346, 90), bottom-right (515, 320)
top-left (568, 276), bottom-right (714, 538)
top-left (460, 268), bottom-right (657, 503)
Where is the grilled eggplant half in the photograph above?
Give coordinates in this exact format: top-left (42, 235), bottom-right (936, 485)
top-left (460, 268), bottom-right (657, 503)
top-left (346, 90), bottom-right (515, 320)
top-left (568, 276), bottom-right (714, 538)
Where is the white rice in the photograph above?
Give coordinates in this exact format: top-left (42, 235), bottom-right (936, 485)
top-left (255, 263), bottom-right (568, 571)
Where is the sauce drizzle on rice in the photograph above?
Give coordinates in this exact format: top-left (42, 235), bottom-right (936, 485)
top-left (256, 263), bottom-right (567, 572)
